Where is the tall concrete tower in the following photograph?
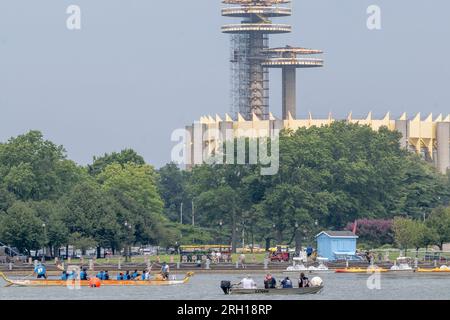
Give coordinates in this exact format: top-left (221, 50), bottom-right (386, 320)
top-left (263, 46), bottom-right (323, 119)
top-left (222, 0), bottom-right (292, 120)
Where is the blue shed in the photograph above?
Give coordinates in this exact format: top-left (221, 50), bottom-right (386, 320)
top-left (315, 231), bottom-right (359, 261)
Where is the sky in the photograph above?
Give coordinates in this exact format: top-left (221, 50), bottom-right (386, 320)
top-left (0, 0), bottom-right (449, 167)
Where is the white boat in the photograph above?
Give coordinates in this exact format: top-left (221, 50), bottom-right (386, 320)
top-left (389, 257), bottom-right (414, 272)
top-left (285, 257), bottom-right (331, 274)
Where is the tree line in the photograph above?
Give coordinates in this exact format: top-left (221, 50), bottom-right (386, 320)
top-left (1, 123), bottom-right (450, 257)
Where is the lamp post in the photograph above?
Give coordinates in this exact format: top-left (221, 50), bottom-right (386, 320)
top-left (124, 221), bottom-right (132, 262)
top-left (294, 222), bottom-right (300, 254)
top-left (180, 202), bottom-right (183, 225)
top-left (219, 220), bottom-right (223, 250)
top-left (41, 223), bottom-right (46, 261)
top-left (192, 200), bottom-right (195, 227)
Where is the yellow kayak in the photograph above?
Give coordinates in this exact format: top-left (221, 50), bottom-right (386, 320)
top-left (416, 268), bottom-right (450, 273)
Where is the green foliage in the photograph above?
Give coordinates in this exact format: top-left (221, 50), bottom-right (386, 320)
top-left (0, 131), bottom-right (84, 200)
top-left (0, 202), bottom-right (45, 254)
top-left (88, 149), bottom-right (145, 176)
top-left (393, 217), bottom-right (435, 253)
top-left (158, 163), bottom-right (188, 222)
top-left (179, 123), bottom-right (450, 249)
top-left (426, 207), bottom-right (450, 249)
top-left (1, 125), bottom-right (449, 256)
top-left (97, 163), bottom-right (163, 214)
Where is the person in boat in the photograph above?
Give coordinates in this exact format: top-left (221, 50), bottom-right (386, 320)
top-left (34, 263), bottom-right (47, 279)
top-left (61, 271), bottom-right (68, 280)
top-left (124, 271), bottom-right (131, 280)
top-left (104, 271), bottom-right (110, 280)
top-left (264, 273), bottom-right (276, 289)
top-left (116, 272), bottom-right (124, 280)
top-left (80, 268), bottom-right (88, 281)
top-left (67, 270), bottom-right (77, 280)
top-left (298, 273), bottom-right (310, 288)
top-left (281, 277), bottom-right (293, 289)
top-left (96, 270), bottom-right (105, 280)
top-left (141, 270), bottom-right (148, 281)
top-left (161, 262), bottom-right (170, 280)
top-left (238, 275), bottom-right (257, 289)
top-left (131, 269), bottom-right (140, 280)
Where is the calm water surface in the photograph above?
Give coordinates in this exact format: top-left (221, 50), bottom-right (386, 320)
top-left (1, 272), bottom-right (449, 300)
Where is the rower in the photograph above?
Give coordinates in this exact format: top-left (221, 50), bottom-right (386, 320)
top-left (96, 270), bottom-right (105, 280)
top-left (264, 273), bottom-right (276, 289)
top-left (141, 270), bottom-right (149, 281)
top-left (61, 271), bottom-right (68, 281)
top-left (161, 262), bottom-right (170, 280)
top-left (238, 275), bottom-right (257, 289)
top-left (104, 271), bottom-right (110, 280)
top-left (67, 270), bottom-right (77, 280)
top-left (34, 263), bottom-right (47, 279)
top-left (131, 269), bottom-right (140, 280)
top-left (281, 277), bottom-right (293, 288)
top-left (116, 272), bottom-right (124, 280)
top-left (80, 268), bottom-right (88, 280)
top-left (299, 273), bottom-right (310, 288)
top-left (124, 271), bottom-right (131, 280)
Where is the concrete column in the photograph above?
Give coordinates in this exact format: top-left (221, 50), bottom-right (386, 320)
top-left (221, 121), bottom-right (234, 164)
top-left (436, 122), bottom-right (450, 174)
top-left (192, 122), bottom-right (204, 166)
top-left (185, 125), bottom-right (193, 170)
top-left (249, 33), bottom-right (265, 119)
top-left (282, 67), bottom-right (296, 120)
top-left (395, 120), bottom-right (408, 149)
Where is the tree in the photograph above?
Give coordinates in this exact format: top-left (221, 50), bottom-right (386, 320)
top-left (393, 217), bottom-right (429, 256)
top-left (31, 201), bottom-right (69, 258)
top-left (158, 163), bottom-right (187, 222)
top-left (88, 149), bottom-right (145, 176)
top-left (0, 202), bottom-right (45, 255)
top-left (0, 131), bottom-right (84, 201)
top-left (426, 207), bottom-right (450, 250)
top-left (346, 219), bottom-right (394, 248)
top-left (97, 163), bottom-right (163, 214)
top-left (0, 188), bottom-right (15, 213)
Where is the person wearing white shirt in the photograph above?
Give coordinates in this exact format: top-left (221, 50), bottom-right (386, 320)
top-left (239, 275), bottom-right (257, 289)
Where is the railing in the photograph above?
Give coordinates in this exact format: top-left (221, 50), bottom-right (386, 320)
top-left (222, 23), bottom-right (292, 33)
top-left (0, 241), bottom-right (21, 257)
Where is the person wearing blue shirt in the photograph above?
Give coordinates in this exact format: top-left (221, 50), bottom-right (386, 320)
top-left (34, 263), bottom-right (47, 279)
top-left (80, 268), bottom-right (88, 281)
top-left (141, 270), bottom-right (149, 281)
top-left (61, 271), bottom-right (68, 281)
top-left (96, 271), bottom-right (105, 280)
top-left (67, 270), bottom-right (76, 280)
top-left (116, 272), bottom-right (124, 280)
top-left (104, 271), bottom-right (110, 280)
top-left (124, 271), bottom-right (131, 280)
top-left (131, 270), bottom-right (140, 280)
top-left (281, 277), bottom-right (293, 289)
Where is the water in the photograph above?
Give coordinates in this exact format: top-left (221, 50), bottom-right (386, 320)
top-left (1, 272), bottom-right (449, 300)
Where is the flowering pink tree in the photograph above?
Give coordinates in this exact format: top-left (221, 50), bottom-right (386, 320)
top-left (346, 219), bottom-right (394, 247)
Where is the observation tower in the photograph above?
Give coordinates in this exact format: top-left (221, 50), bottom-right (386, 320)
top-left (263, 46), bottom-right (323, 119)
top-left (222, 0), bottom-right (293, 120)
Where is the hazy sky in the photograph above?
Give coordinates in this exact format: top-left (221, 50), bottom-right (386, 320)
top-left (1, 0), bottom-right (449, 167)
